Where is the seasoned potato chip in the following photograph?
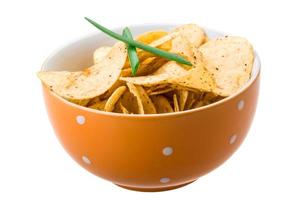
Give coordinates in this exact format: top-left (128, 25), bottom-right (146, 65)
top-left (38, 42), bottom-right (127, 100)
top-left (120, 61), bottom-right (187, 86)
top-left (172, 24), bottom-right (207, 47)
top-left (100, 81), bottom-right (125, 99)
top-left (88, 99), bottom-right (107, 110)
top-left (168, 47), bottom-right (216, 93)
top-left (121, 57), bottom-right (167, 77)
top-left (151, 95), bottom-right (174, 113)
top-left (93, 46), bottom-right (111, 64)
top-left (200, 36), bottom-right (254, 96)
top-left (173, 94), bottom-right (180, 112)
top-left (137, 24), bottom-right (206, 61)
top-left (170, 35), bottom-right (194, 62)
top-left (104, 86), bottom-right (127, 112)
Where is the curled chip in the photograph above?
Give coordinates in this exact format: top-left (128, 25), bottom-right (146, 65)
top-left (93, 46), bottom-right (111, 64)
top-left (88, 99), bottom-right (107, 110)
top-left (120, 61), bottom-right (188, 86)
top-left (38, 42), bottom-right (127, 100)
top-left (126, 83), bottom-right (156, 114)
top-left (200, 36), bottom-right (254, 96)
top-left (173, 94), bottom-right (180, 112)
top-left (118, 90), bottom-right (140, 114)
top-left (177, 90), bottom-right (188, 111)
top-left (151, 95), bottom-right (174, 113)
top-left (126, 83), bottom-right (145, 114)
top-left (104, 86), bottom-right (127, 112)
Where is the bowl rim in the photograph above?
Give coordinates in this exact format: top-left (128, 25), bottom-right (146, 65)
top-left (41, 23), bottom-right (261, 119)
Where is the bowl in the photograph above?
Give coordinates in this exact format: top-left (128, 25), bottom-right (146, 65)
top-left (41, 24), bottom-right (260, 192)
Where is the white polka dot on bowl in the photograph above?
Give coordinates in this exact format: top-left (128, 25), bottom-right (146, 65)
top-left (76, 115), bottom-right (85, 125)
top-left (160, 177), bottom-right (170, 183)
top-left (82, 156), bottom-right (91, 165)
top-left (162, 147), bottom-right (173, 156)
top-left (229, 134), bottom-right (237, 144)
top-left (237, 100), bottom-right (245, 110)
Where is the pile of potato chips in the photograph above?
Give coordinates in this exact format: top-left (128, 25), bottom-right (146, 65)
top-left (38, 24), bottom-right (254, 114)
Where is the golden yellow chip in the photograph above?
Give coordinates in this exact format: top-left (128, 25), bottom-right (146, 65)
top-left (200, 36), bottom-right (254, 96)
top-left (93, 46), bottom-right (111, 64)
top-left (177, 90), bottom-right (188, 111)
top-left (149, 87), bottom-right (174, 96)
top-left (104, 86), bottom-right (127, 112)
top-left (37, 42), bottom-right (127, 100)
top-left (151, 95), bottom-right (174, 113)
top-left (126, 83), bottom-right (145, 114)
top-left (119, 103), bottom-right (130, 114)
top-left (136, 30), bottom-right (168, 44)
top-left (126, 83), bottom-right (157, 114)
top-left (120, 61), bottom-right (187, 86)
top-left (173, 94), bottom-right (179, 112)
top-left (88, 99), bottom-right (107, 110)
top-left (185, 92), bottom-right (199, 110)
top-left (118, 90), bottom-right (140, 114)
top-left (135, 85), bottom-right (157, 114)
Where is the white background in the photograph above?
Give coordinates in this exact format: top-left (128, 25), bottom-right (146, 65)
top-left (0, 0), bottom-right (299, 199)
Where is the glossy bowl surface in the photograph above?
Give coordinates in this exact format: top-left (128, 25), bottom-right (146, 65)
top-left (42, 24), bottom-right (260, 192)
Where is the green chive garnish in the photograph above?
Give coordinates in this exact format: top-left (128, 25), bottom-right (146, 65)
top-left (84, 17), bottom-right (192, 67)
top-left (122, 27), bottom-right (139, 76)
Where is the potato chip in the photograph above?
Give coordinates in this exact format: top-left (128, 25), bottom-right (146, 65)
top-left (120, 61), bottom-right (187, 86)
top-left (38, 42), bottom-right (127, 100)
top-left (126, 83), bottom-right (145, 114)
top-left (100, 81), bottom-right (124, 99)
top-left (184, 92), bottom-right (199, 110)
top-left (192, 100), bottom-right (205, 109)
top-left (151, 95), bottom-right (174, 113)
top-left (69, 99), bottom-right (90, 106)
top-left (119, 103), bottom-right (130, 114)
top-left (170, 35), bottom-right (194, 62)
top-left (168, 47), bottom-right (216, 93)
top-left (136, 30), bottom-right (168, 44)
top-left (135, 85), bottom-right (157, 114)
top-left (93, 46), bottom-right (111, 64)
top-left (126, 83), bottom-right (157, 114)
top-left (172, 24), bottom-right (207, 47)
top-left (199, 36), bottom-right (254, 96)
top-left (118, 90), bottom-right (140, 114)
top-left (149, 87), bottom-right (174, 96)
top-left (104, 86), bottom-right (127, 112)
top-left (88, 99), bottom-right (107, 110)
top-left (173, 94), bottom-right (180, 112)
top-left (121, 57), bottom-right (167, 77)
top-left (177, 90), bottom-right (188, 111)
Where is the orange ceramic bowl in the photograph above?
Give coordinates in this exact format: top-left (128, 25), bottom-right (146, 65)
top-left (41, 24), bottom-right (260, 192)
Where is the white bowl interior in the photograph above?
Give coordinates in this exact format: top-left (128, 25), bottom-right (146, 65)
top-left (42, 24), bottom-right (260, 83)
